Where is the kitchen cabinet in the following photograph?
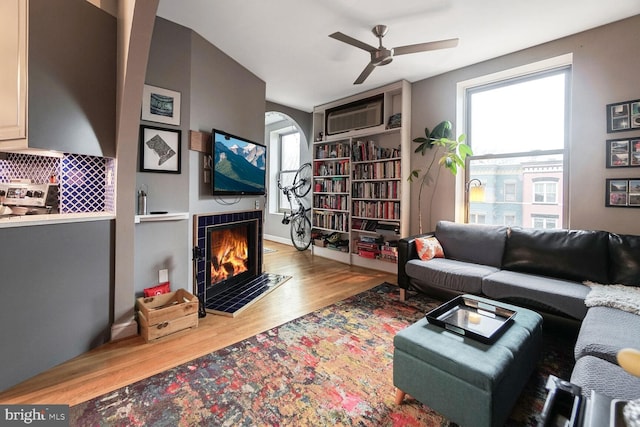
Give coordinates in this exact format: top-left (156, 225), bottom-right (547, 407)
top-left (0, 0), bottom-right (27, 142)
top-left (0, 0), bottom-right (116, 157)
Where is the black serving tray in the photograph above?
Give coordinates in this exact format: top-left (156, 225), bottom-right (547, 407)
top-left (425, 295), bottom-right (516, 343)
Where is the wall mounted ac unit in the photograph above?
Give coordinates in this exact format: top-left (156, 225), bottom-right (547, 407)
top-left (326, 94), bottom-right (383, 135)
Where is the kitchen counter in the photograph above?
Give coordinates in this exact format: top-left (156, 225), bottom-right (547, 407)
top-left (0, 212), bottom-right (115, 228)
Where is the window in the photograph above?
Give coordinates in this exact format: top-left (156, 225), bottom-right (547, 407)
top-left (532, 215), bottom-right (558, 229)
top-left (463, 62), bottom-right (570, 228)
top-left (504, 214), bottom-right (516, 226)
top-left (277, 131), bottom-right (301, 212)
top-left (469, 213), bottom-right (486, 224)
top-left (504, 182), bottom-right (516, 202)
top-left (533, 181), bottom-right (558, 204)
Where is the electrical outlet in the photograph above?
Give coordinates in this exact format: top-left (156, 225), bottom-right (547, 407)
top-left (159, 269), bottom-right (168, 283)
top-left (255, 200), bottom-right (260, 210)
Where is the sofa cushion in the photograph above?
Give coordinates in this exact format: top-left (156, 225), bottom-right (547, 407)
top-left (571, 355), bottom-right (640, 400)
top-left (481, 270), bottom-right (590, 320)
top-left (574, 306), bottom-right (640, 363)
top-left (434, 221), bottom-right (508, 268)
top-left (502, 227), bottom-right (610, 284)
top-left (609, 233), bottom-right (640, 286)
top-left (406, 258), bottom-right (499, 294)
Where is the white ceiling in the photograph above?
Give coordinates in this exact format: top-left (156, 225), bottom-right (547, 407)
top-left (157, 0), bottom-right (640, 112)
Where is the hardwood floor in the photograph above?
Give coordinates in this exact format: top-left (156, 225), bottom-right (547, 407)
top-left (0, 241), bottom-right (396, 406)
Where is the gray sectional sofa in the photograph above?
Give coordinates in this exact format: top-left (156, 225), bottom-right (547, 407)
top-left (398, 220), bottom-right (640, 400)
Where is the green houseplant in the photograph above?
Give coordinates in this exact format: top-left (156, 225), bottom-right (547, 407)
top-left (409, 120), bottom-right (472, 233)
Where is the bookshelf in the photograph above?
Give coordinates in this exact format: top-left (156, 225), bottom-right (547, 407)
top-left (311, 81), bottom-right (411, 273)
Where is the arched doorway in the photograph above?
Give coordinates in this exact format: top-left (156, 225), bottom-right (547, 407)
top-left (263, 111), bottom-right (311, 244)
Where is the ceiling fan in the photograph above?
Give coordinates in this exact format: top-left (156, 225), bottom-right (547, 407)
top-left (329, 25), bottom-right (459, 85)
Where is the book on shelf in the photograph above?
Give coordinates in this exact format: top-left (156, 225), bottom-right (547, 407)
top-left (352, 140), bottom-right (400, 162)
top-left (315, 141), bottom-right (350, 159)
top-left (358, 250), bottom-right (378, 259)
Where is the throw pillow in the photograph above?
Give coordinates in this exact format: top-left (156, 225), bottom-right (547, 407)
top-left (415, 236), bottom-right (444, 261)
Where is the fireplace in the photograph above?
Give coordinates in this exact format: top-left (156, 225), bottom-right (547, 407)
top-left (194, 211), bottom-right (290, 317)
top-left (205, 218), bottom-right (259, 299)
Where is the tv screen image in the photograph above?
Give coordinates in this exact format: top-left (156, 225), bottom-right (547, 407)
top-left (212, 129), bottom-right (266, 195)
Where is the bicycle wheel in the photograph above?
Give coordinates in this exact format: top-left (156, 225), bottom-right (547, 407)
top-left (290, 214), bottom-right (312, 251)
top-left (293, 162), bottom-right (312, 198)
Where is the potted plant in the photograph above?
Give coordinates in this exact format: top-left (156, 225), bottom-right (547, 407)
top-left (409, 120), bottom-right (472, 233)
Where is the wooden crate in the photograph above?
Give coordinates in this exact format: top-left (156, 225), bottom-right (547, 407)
top-left (136, 289), bottom-right (199, 341)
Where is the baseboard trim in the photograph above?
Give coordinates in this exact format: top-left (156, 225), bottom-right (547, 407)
top-left (110, 319), bottom-right (138, 341)
top-left (263, 234), bottom-right (292, 246)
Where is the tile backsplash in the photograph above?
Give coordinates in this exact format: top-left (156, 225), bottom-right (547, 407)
top-left (0, 153), bottom-right (115, 213)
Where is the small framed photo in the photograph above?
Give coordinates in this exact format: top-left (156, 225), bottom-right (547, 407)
top-left (633, 102), bottom-right (640, 129)
top-left (631, 139), bottom-right (640, 166)
top-left (141, 84), bottom-right (181, 126)
top-left (605, 178), bottom-right (640, 208)
top-left (139, 125), bottom-right (181, 174)
top-left (606, 138), bottom-right (630, 167)
top-left (607, 99), bottom-right (640, 133)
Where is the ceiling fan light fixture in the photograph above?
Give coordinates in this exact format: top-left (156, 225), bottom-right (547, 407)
top-left (371, 49), bottom-right (393, 66)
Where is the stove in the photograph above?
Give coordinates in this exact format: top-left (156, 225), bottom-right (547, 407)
top-left (0, 181), bottom-right (59, 217)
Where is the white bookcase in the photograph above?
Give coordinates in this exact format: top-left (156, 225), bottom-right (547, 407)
top-left (311, 80), bottom-right (411, 273)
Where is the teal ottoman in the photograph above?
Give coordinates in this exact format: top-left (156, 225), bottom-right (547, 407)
top-left (393, 295), bottom-right (543, 427)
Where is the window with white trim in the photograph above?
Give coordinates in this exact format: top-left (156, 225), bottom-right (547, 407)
top-left (532, 215), bottom-right (558, 229)
top-left (464, 65), bottom-right (570, 228)
top-left (469, 213), bottom-right (486, 224)
top-left (504, 181), bottom-right (517, 202)
top-left (277, 131), bottom-right (301, 212)
top-left (533, 181), bottom-right (558, 204)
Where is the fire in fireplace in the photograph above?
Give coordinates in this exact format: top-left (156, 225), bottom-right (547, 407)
top-left (205, 218), bottom-right (259, 299)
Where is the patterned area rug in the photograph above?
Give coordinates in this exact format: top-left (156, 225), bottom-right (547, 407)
top-left (70, 284), bottom-right (574, 426)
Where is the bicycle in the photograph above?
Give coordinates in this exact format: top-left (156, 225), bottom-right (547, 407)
top-left (278, 162), bottom-right (312, 251)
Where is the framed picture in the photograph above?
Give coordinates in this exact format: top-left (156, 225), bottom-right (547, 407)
top-left (605, 137), bottom-right (640, 168)
top-left (606, 99), bottom-right (640, 133)
top-left (139, 125), bottom-right (181, 174)
top-left (141, 84), bottom-right (181, 126)
top-left (606, 178), bottom-right (640, 208)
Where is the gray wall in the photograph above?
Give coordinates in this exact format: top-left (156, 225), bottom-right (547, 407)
top-left (410, 15), bottom-right (640, 235)
top-left (134, 18), bottom-right (268, 295)
top-left (0, 221), bottom-right (113, 390)
top-left (29, 0), bottom-right (116, 157)
top-left (135, 17), bottom-right (191, 293)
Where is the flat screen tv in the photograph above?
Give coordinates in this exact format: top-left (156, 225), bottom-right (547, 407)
top-left (211, 129), bottom-right (266, 196)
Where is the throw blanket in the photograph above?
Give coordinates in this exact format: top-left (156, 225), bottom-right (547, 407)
top-left (584, 281), bottom-right (640, 315)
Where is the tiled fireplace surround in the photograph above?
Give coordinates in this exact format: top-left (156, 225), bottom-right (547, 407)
top-left (194, 210), bottom-right (264, 301)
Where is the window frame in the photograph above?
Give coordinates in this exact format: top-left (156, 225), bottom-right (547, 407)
top-left (455, 54), bottom-right (572, 227)
top-left (533, 180), bottom-right (558, 205)
top-left (277, 130), bottom-right (301, 213)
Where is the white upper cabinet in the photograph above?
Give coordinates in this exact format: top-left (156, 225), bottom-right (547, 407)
top-left (0, 0), bottom-right (27, 144)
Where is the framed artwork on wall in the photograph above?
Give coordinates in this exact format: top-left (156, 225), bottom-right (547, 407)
top-left (605, 178), bottom-right (640, 207)
top-left (139, 125), bottom-right (181, 174)
top-left (606, 99), bottom-right (640, 133)
top-left (141, 84), bottom-right (181, 126)
top-left (606, 137), bottom-right (640, 168)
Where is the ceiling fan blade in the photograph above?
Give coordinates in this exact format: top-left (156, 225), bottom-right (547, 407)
top-left (393, 38), bottom-right (459, 56)
top-left (354, 62), bottom-right (376, 85)
top-left (329, 32), bottom-right (377, 53)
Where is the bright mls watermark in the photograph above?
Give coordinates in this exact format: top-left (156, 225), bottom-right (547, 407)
top-left (1, 405), bottom-right (68, 426)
